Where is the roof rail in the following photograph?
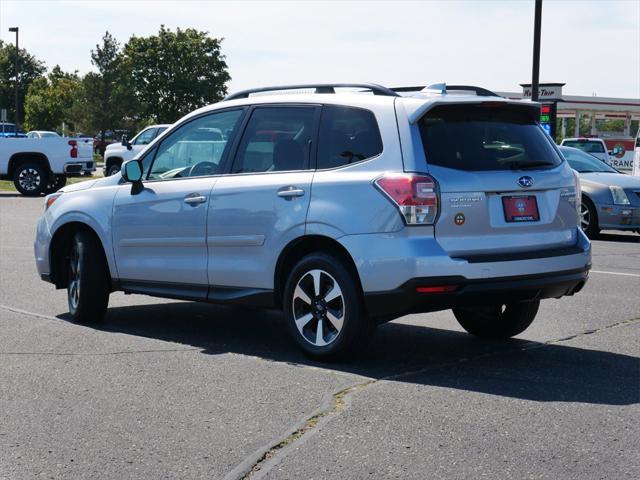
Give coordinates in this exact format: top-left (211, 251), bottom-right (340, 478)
top-left (391, 84), bottom-right (500, 97)
top-left (224, 83), bottom-right (400, 101)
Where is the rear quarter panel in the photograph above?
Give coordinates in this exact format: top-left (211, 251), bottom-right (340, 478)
top-left (306, 100), bottom-right (406, 238)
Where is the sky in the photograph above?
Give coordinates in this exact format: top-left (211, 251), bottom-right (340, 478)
top-left (0, 0), bottom-right (638, 98)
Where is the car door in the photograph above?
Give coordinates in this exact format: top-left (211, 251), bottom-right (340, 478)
top-left (112, 108), bottom-right (246, 298)
top-left (207, 105), bottom-right (319, 293)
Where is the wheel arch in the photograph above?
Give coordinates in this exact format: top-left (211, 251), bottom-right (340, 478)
top-left (274, 235), bottom-right (362, 308)
top-left (49, 221), bottom-right (111, 289)
top-left (8, 152), bottom-right (51, 177)
top-left (105, 156), bottom-right (124, 173)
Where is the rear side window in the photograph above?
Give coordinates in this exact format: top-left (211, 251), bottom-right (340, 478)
top-left (419, 105), bottom-right (563, 171)
top-left (563, 140), bottom-right (605, 153)
top-left (317, 105), bottom-right (382, 169)
top-left (232, 106), bottom-right (315, 173)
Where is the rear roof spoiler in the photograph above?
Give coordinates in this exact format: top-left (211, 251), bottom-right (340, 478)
top-left (406, 96), bottom-right (539, 124)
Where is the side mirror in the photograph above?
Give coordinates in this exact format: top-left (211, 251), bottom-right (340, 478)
top-left (122, 160), bottom-right (144, 194)
top-left (121, 134), bottom-right (132, 150)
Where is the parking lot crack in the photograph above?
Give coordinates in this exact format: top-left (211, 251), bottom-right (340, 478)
top-left (0, 347), bottom-right (201, 356)
top-left (225, 316), bottom-right (640, 480)
top-left (226, 379), bottom-right (375, 480)
top-left (0, 304), bottom-right (63, 323)
top-left (381, 316), bottom-right (640, 383)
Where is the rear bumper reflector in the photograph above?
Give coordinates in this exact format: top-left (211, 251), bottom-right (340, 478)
top-left (416, 285), bottom-right (458, 294)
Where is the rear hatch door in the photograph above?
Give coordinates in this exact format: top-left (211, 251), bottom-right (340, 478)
top-left (418, 102), bottom-right (579, 259)
top-left (75, 137), bottom-right (94, 161)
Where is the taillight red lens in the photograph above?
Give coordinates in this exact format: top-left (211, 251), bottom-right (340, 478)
top-left (375, 173), bottom-right (439, 225)
top-left (68, 140), bottom-right (78, 158)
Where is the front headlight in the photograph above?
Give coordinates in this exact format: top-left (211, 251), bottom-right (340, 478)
top-left (609, 186), bottom-right (630, 205)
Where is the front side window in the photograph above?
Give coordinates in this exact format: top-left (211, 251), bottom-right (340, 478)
top-left (231, 106), bottom-right (315, 173)
top-left (317, 105), bottom-right (383, 169)
top-left (419, 104), bottom-right (563, 171)
top-left (132, 128), bottom-right (157, 146)
top-left (148, 109), bottom-right (243, 181)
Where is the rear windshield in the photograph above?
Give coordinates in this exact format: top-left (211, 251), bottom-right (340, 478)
top-left (419, 104), bottom-right (563, 171)
top-left (562, 140), bottom-right (605, 153)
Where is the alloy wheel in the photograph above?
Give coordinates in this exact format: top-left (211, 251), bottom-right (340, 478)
top-left (18, 168), bottom-right (41, 192)
top-left (292, 269), bottom-right (345, 347)
top-left (580, 202), bottom-right (591, 231)
top-left (68, 244), bottom-right (81, 312)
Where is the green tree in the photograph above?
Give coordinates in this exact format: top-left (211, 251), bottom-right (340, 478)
top-left (74, 32), bottom-right (136, 144)
top-left (123, 26), bottom-right (230, 123)
top-left (0, 39), bottom-right (46, 126)
top-left (23, 65), bottom-right (81, 132)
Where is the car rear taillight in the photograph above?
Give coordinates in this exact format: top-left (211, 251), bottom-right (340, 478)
top-left (375, 173), bottom-right (439, 225)
top-left (68, 140), bottom-right (78, 158)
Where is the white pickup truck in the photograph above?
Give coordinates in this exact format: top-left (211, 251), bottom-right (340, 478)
top-left (103, 124), bottom-right (170, 176)
top-left (0, 137), bottom-right (94, 196)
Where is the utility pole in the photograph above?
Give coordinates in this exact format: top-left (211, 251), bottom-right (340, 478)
top-left (8, 27), bottom-right (19, 137)
top-left (531, 0), bottom-right (542, 101)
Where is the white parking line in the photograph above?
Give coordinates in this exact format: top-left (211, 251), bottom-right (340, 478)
top-left (591, 270), bottom-right (640, 278)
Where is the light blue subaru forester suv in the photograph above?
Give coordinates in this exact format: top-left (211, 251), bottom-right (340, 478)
top-left (35, 83), bottom-right (591, 360)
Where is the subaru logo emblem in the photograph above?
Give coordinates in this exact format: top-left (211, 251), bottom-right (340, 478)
top-left (517, 176), bottom-right (534, 188)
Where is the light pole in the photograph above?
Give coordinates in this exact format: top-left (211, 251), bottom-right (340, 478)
top-left (531, 0), bottom-right (542, 102)
top-left (8, 27), bottom-right (19, 137)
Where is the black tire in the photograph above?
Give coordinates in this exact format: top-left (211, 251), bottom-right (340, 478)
top-left (283, 253), bottom-right (374, 361)
top-left (67, 231), bottom-right (110, 324)
top-left (45, 175), bottom-right (67, 194)
top-left (107, 163), bottom-right (121, 176)
top-left (580, 197), bottom-right (600, 239)
top-left (13, 162), bottom-right (49, 196)
top-left (453, 300), bottom-right (540, 339)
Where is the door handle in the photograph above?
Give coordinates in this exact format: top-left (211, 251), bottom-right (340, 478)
top-left (184, 193), bottom-right (207, 205)
top-left (277, 186), bottom-right (305, 198)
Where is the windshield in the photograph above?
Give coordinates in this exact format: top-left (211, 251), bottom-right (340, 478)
top-left (41, 132), bottom-right (59, 138)
top-left (562, 140), bottom-right (605, 153)
top-left (559, 147), bottom-right (618, 173)
top-left (419, 104), bottom-right (563, 171)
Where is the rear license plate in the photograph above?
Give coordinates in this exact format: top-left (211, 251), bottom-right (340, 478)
top-left (502, 195), bottom-right (539, 222)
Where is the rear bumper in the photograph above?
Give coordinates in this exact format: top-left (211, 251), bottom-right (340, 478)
top-left (64, 161), bottom-right (95, 174)
top-left (364, 267), bottom-right (589, 319)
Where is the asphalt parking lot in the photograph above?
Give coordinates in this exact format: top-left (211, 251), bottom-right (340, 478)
top-left (1, 191), bottom-right (638, 480)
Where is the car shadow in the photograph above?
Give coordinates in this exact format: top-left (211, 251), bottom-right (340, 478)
top-left (58, 301), bottom-right (640, 406)
top-left (596, 232), bottom-right (639, 243)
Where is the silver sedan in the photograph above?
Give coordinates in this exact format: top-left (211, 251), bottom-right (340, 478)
top-left (559, 146), bottom-right (640, 238)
